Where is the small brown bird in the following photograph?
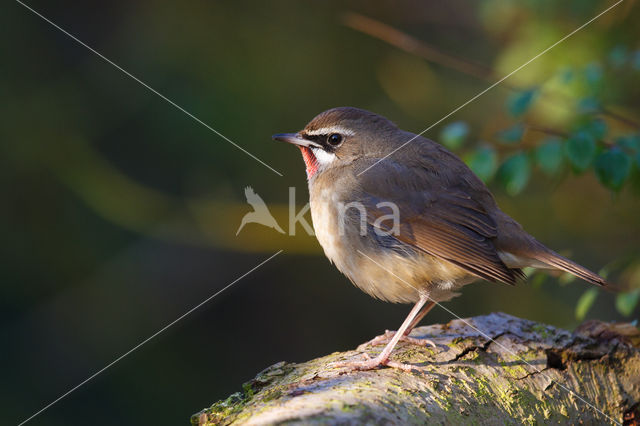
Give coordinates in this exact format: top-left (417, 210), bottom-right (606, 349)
top-left (273, 107), bottom-right (607, 371)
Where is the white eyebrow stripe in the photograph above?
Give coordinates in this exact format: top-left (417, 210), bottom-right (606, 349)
top-left (305, 126), bottom-right (355, 136)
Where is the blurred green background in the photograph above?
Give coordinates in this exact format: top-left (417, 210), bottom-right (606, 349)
top-left (2, 0), bottom-right (639, 424)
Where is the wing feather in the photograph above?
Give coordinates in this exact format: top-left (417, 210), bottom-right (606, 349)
top-left (360, 159), bottom-right (523, 285)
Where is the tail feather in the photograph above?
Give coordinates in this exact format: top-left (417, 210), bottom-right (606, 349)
top-left (533, 250), bottom-right (608, 287)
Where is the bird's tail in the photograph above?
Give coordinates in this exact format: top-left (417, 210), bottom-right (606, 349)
top-left (532, 249), bottom-right (608, 287)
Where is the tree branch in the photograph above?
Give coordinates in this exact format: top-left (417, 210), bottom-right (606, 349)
top-left (192, 313), bottom-right (640, 425)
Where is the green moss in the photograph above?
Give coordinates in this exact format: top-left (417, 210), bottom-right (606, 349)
top-left (530, 324), bottom-right (553, 339)
top-left (496, 359), bottom-right (529, 379)
top-left (467, 350), bottom-right (482, 364)
top-left (448, 337), bottom-right (466, 347)
top-left (191, 362), bottom-right (302, 425)
top-left (341, 402), bottom-right (364, 413)
top-left (430, 378), bottom-right (440, 391)
top-left (519, 349), bottom-right (541, 362)
top-left (471, 374), bottom-right (493, 401)
top-left (559, 404), bottom-right (568, 417)
top-left (261, 389), bottom-right (283, 402)
top-left (462, 366), bottom-right (477, 376)
top-left (192, 391), bottom-right (248, 425)
top-left (341, 403), bottom-right (353, 412)
top-left (449, 376), bottom-right (463, 387)
top-left (242, 381), bottom-right (255, 398)
top-left (432, 393), bottom-right (454, 412)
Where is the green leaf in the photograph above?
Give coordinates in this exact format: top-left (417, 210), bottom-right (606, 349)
top-left (465, 145), bottom-right (497, 182)
top-left (618, 135), bottom-right (640, 168)
top-left (594, 148), bottom-right (632, 191)
top-left (630, 167), bottom-right (640, 196)
top-left (507, 88), bottom-right (538, 117)
top-left (583, 62), bottom-right (603, 88)
top-left (559, 272), bottom-right (576, 286)
top-left (497, 152), bottom-right (530, 195)
top-left (577, 97), bottom-right (600, 114)
top-left (581, 118), bottom-right (608, 141)
top-left (530, 271), bottom-right (547, 289)
top-left (616, 134), bottom-right (640, 153)
top-left (535, 138), bottom-right (564, 176)
top-left (609, 45), bottom-right (628, 68)
top-left (440, 121), bottom-right (469, 150)
top-left (615, 289), bottom-right (640, 317)
top-left (565, 131), bottom-right (596, 173)
top-left (633, 50), bottom-right (640, 70)
top-left (558, 67), bottom-right (574, 84)
top-left (575, 288), bottom-right (598, 321)
top-left (496, 123), bottom-right (525, 144)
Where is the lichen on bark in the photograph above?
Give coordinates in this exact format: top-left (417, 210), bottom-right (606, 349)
top-left (192, 313), bottom-right (640, 425)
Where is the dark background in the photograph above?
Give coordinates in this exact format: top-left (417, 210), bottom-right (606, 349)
top-left (2, 0), bottom-right (639, 425)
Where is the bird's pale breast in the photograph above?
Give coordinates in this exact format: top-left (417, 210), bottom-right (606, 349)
top-left (310, 185), bottom-right (477, 304)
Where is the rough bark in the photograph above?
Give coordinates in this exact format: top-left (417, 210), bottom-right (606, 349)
top-left (192, 313), bottom-right (640, 425)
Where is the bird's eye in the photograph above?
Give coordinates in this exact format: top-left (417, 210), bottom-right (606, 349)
top-left (327, 133), bottom-right (343, 146)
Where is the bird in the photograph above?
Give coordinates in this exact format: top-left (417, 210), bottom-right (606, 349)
top-left (272, 107), bottom-right (608, 371)
top-left (236, 186), bottom-right (285, 235)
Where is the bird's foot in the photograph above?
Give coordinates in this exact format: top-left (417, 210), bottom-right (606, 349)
top-left (359, 330), bottom-right (437, 350)
top-left (329, 353), bottom-right (416, 372)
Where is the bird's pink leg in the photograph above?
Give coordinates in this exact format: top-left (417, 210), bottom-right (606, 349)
top-left (364, 301), bottom-right (437, 348)
top-left (331, 295), bottom-right (430, 371)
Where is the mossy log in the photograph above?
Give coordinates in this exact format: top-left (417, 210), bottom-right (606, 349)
top-left (192, 313), bottom-right (640, 425)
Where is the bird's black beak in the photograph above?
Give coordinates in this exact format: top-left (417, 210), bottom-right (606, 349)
top-left (272, 133), bottom-right (322, 149)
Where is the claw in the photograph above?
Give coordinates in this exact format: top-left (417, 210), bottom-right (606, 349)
top-left (331, 354), bottom-right (417, 372)
top-left (361, 330), bottom-right (437, 349)
top-left (333, 298), bottom-right (436, 372)
top-left (328, 353), bottom-right (370, 369)
top-left (330, 354), bottom-right (388, 371)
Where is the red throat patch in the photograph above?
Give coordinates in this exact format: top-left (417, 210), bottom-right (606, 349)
top-left (299, 146), bottom-right (318, 179)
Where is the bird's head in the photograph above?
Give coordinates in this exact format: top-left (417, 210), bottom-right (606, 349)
top-left (272, 107), bottom-right (399, 179)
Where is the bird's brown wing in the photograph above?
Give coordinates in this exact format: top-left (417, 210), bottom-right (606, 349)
top-left (358, 160), bottom-right (523, 285)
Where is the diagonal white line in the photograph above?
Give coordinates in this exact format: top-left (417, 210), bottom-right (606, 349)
top-left (356, 249), bottom-right (620, 425)
top-left (357, 0), bottom-right (625, 176)
top-left (18, 250), bottom-right (284, 426)
top-left (15, 0), bottom-right (283, 177)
